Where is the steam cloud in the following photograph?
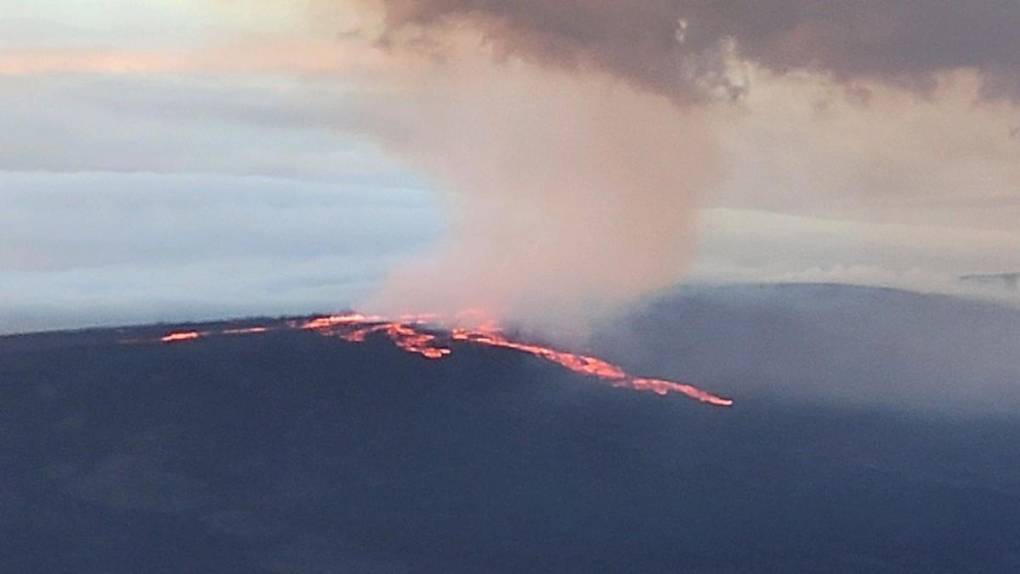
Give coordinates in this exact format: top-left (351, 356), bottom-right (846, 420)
top-left (325, 0), bottom-right (1020, 332)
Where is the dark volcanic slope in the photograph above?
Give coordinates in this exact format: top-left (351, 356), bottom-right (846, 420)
top-left (596, 284), bottom-right (1020, 414)
top-left (2, 317), bottom-right (1020, 573)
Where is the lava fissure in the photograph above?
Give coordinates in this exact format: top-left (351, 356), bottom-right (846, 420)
top-left (160, 331), bottom-right (205, 343)
top-left (155, 314), bottom-right (732, 407)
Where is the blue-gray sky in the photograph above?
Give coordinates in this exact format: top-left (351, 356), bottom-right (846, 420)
top-left (2, 1), bottom-right (1019, 333)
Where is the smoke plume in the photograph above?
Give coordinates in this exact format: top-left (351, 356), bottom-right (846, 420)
top-left (319, 0), bottom-right (1020, 332)
top-left (341, 30), bottom-right (719, 334)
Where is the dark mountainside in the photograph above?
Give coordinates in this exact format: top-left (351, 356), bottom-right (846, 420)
top-left (596, 284), bottom-right (1020, 414)
top-left (3, 285), bottom-right (1020, 573)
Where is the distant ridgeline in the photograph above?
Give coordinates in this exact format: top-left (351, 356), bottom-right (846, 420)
top-left (960, 272), bottom-right (1020, 293)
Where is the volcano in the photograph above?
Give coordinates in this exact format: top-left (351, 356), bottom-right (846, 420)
top-left (4, 289), bottom-right (1020, 573)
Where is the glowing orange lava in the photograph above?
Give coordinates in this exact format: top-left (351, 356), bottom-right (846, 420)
top-left (149, 313), bottom-right (732, 407)
top-left (338, 322), bottom-right (451, 359)
top-left (299, 314), bottom-right (733, 407)
top-left (449, 326), bottom-right (734, 406)
top-left (160, 331), bottom-right (203, 343)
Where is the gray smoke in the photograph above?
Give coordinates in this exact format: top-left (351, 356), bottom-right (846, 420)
top-left (369, 0), bottom-right (1020, 100)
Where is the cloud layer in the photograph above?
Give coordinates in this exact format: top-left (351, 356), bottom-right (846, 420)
top-left (0, 172), bottom-right (441, 334)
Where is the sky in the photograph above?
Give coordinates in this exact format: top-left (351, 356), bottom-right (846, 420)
top-left (2, 1), bottom-right (1019, 334)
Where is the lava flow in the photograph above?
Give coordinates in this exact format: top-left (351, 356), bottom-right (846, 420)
top-left (298, 314), bottom-right (733, 407)
top-left (449, 327), bottom-right (734, 406)
top-left (153, 314), bottom-right (732, 407)
top-left (160, 331), bottom-right (204, 343)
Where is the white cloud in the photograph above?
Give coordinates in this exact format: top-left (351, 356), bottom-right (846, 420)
top-left (691, 208), bottom-right (1020, 292)
top-left (709, 70), bottom-right (1020, 232)
top-left (0, 172), bottom-right (443, 333)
